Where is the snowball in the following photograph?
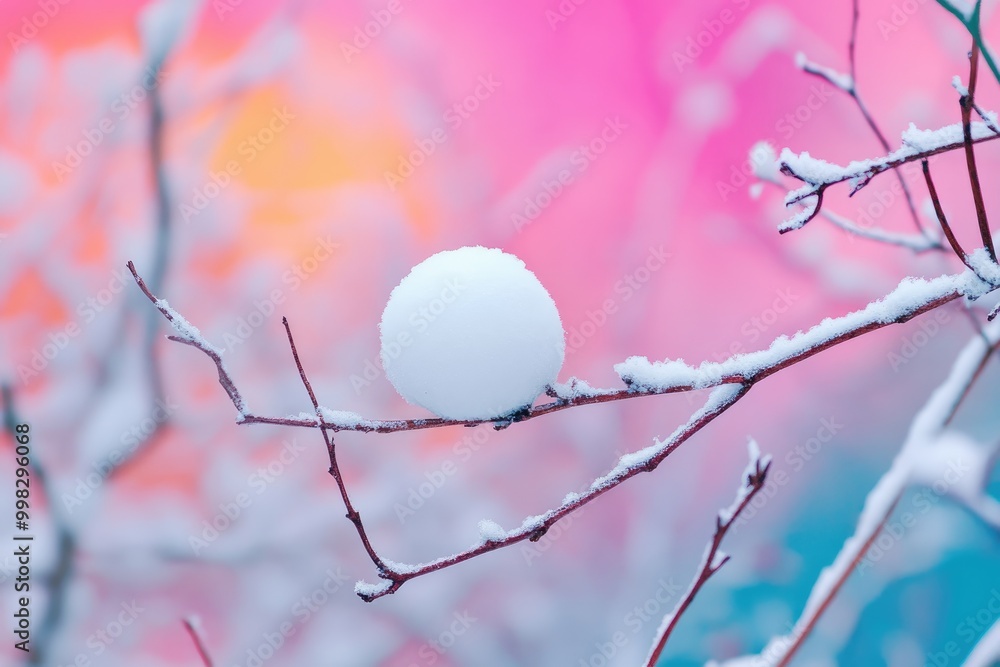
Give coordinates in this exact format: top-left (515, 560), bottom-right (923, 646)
top-left (379, 246), bottom-right (565, 420)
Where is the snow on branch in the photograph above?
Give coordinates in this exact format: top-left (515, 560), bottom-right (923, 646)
top-left (644, 439), bottom-right (772, 667)
top-left (129, 260), bottom-right (998, 438)
top-left (752, 142), bottom-right (939, 252)
top-left (128, 256), bottom-right (1000, 603)
top-left (616, 267), bottom-right (998, 392)
top-left (716, 318), bottom-right (1000, 666)
top-left (778, 120), bottom-right (1000, 232)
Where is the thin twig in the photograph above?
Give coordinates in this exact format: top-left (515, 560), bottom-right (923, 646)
top-left (281, 317), bottom-right (388, 573)
top-left (182, 618), bottom-right (214, 667)
top-left (922, 159), bottom-right (974, 269)
top-left (799, 0), bottom-right (927, 238)
top-left (779, 126), bottom-right (1000, 229)
top-left (644, 449), bottom-right (772, 667)
top-left (960, 39), bottom-right (997, 261)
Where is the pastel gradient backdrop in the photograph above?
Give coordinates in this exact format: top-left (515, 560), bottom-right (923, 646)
top-left (1, 0), bottom-right (1000, 665)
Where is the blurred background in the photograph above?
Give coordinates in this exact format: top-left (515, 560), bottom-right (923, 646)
top-left (1, 0), bottom-right (1000, 664)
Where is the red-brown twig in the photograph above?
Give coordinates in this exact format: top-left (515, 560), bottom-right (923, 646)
top-left (780, 127), bottom-right (1000, 229)
top-left (182, 618), bottom-right (213, 667)
top-left (799, 0), bottom-right (926, 238)
top-left (922, 159), bottom-right (974, 270)
top-left (644, 448), bottom-right (772, 667)
top-left (961, 39), bottom-right (997, 262)
top-left (281, 317), bottom-right (389, 575)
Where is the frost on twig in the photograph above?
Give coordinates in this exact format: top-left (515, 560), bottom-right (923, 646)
top-left (795, 51), bottom-right (853, 92)
top-left (751, 142), bottom-right (939, 252)
top-left (777, 119), bottom-right (1000, 232)
top-left (644, 439), bottom-right (772, 667)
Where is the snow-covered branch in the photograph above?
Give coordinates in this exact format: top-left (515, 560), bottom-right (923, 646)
top-left (129, 250), bottom-right (1000, 603)
top-left (715, 318), bottom-right (1000, 666)
top-left (777, 119), bottom-right (1000, 232)
top-left (644, 440), bottom-right (772, 667)
top-left (131, 259), bottom-right (998, 436)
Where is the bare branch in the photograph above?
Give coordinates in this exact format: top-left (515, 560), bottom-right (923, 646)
top-left (960, 39), bottom-right (997, 261)
top-left (281, 317), bottom-right (389, 574)
top-left (182, 618), bottom-right (214, 667)
top-left (922, 159), bottom-right (974, 269)
top-left (797, 0), bottom-right (927, 238)
top-left (644, 442), bottom-right (772, 667)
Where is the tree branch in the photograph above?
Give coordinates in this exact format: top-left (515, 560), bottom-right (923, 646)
top-left (182, 618), bottom-right (213, 667)
top-left (644, 441), bottom-right (772, 667)
top-left (720, 319), bottom-right (1000, 666)
top-left (960, 38), bottom-right (997, 261)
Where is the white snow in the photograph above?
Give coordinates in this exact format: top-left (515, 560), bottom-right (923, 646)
top-left (477, 519), bottom-right (507, 543)
top-left (318, 407), bottom-right (374, 430)
top-left (719, 316), bottom-right (1000, 667)
top-left (615, 268), bottom-right (998, 392)
top-left (720, 438), bottom-right (771, 524)
top-left (137, 0), bottom-right (200, 65)
top-left (795, 51), bottom-right (853, 91)
top-left (379, 247), bottom-right (565, 420)
top-left (548, 378), bottom-right (616, 400)
top-left (965, 617), bottom-right (1000, 667)
top-left (353, 579), bottom-right (392, 598)
top-left (777, 120), bottom-right (1000, 231)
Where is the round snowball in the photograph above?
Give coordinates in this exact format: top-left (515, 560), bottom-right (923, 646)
top-left (379, 246), bottom-right (565, 420)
